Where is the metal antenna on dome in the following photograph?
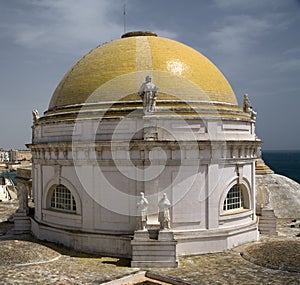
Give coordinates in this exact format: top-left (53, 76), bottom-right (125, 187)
top-left (123, 3), bottom-right (127, 34)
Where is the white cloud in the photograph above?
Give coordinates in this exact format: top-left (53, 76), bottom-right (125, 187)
top-left (8, 0), bottom-right (122, 54)
top-left (212, 0), bottom-right (285, 9)
top-left (1, 0), bottom-right (177, 55)
top-left (212, 0), bottom-right (252, 9)
top-left (283, 47), bottom-right (300, 56)
top-left (272, 58), bottom-right (300, 73)
top-left (208, 15), bottom-right (270, 54)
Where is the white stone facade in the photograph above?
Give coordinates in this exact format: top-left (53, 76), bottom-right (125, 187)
top-left (30, 113), bottom-right (260, 257)
top-left (28, 32), bottom-right (262, 264)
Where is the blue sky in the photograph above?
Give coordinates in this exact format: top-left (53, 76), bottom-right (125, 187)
top-left (0, 0), bottom-right (299, 150)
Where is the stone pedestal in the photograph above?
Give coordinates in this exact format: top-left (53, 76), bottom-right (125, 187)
top-left (131, 230), bottom-right (177, 268)
top-left (143, 116), bottom-right (158, 141)
top-left (158, 229), bottom-right (174, 241)
top-left (133, 230), bottom-right (150, 240)
top-left (258, 206), bottom-right (277, 235)
top-left (14, 212), bottom-right (31, 234)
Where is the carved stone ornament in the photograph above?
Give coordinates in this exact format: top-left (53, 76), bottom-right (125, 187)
top-left (243, 94), bottom-right (257, 120)
top-left (32, 109), bottom-right (39, 123)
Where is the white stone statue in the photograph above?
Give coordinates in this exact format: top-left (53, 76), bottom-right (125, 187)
top-left (32, 109), bottom-right (39, 123)
top-left (158, 193), bottom-right (171, 230)
top-left (138, 76), bottom-right (158, 114)
top-left (243, 94), bottom-right (257, 120)
top-left (137, 192), bottom-right (149, 231)
top-left (17, 184), bottom-right (28, 213)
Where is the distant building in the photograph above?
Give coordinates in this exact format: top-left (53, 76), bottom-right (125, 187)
top-left (0, 150), bottom-right (9, 163)
top-left (28, 31), bottom-right (261, 267)
top-left (8, 149), bottom-right (31, 163)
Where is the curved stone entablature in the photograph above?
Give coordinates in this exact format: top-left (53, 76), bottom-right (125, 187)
top-left (32, 115), bottom-right (258, 145)
top-left (30, 141), bottom-right (260, 164)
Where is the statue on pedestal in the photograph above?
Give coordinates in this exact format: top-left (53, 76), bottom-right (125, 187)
top-left (138, 76), bottom-right (158, 114)
top-left (158, 193), bottom-right (171, 230)
top-left (243, 94), bottom-right (257, 120)
top-left (137, 192), bottom-right (149, 231)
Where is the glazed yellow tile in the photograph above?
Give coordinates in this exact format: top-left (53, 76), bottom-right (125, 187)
top-left (49, 35), bottom-right (237, 110)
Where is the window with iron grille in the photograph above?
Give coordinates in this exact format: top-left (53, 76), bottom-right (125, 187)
top-left (50, 184), bottom-right (76, 212)
top-left (223, 184), bottom-right (244, 211)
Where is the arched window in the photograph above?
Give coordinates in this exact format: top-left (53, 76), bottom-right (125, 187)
top-left (223, 184), bottom-right (244, 211)
top-left (50, 184), bottom-right (76, 213)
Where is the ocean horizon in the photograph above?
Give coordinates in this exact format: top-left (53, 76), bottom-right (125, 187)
top-left (262, 150), bottom-right (300, 184)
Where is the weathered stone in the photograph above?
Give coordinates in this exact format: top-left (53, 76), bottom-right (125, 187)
top-left (256, 174), bottom-right (300, 218)
top-left (258, 207), bottom-right (277, 235)
top-left (131, 230), bottom-right (177, 268)
top-left (14, 212), bottom-right (31, 234)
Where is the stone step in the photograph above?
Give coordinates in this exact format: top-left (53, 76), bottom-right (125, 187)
top-left (258, 208), bottom-right (277, 235)
top-left (131, 230), bottom-right (177, 268)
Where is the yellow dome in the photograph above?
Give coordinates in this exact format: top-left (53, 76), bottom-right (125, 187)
top-left (48, 33), bottom-right (238, 112)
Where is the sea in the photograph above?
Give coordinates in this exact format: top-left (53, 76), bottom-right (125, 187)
top-left (262, 150), bottom-right (300, 184)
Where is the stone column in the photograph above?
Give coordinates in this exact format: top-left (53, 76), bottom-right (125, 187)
top-left (14, 167), bottom-right (32, 234)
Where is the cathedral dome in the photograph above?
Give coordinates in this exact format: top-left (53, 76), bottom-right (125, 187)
top-left (46, 32), bottom-right (243, 118)
top-left (30, 31), bottom-right (260, 260)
